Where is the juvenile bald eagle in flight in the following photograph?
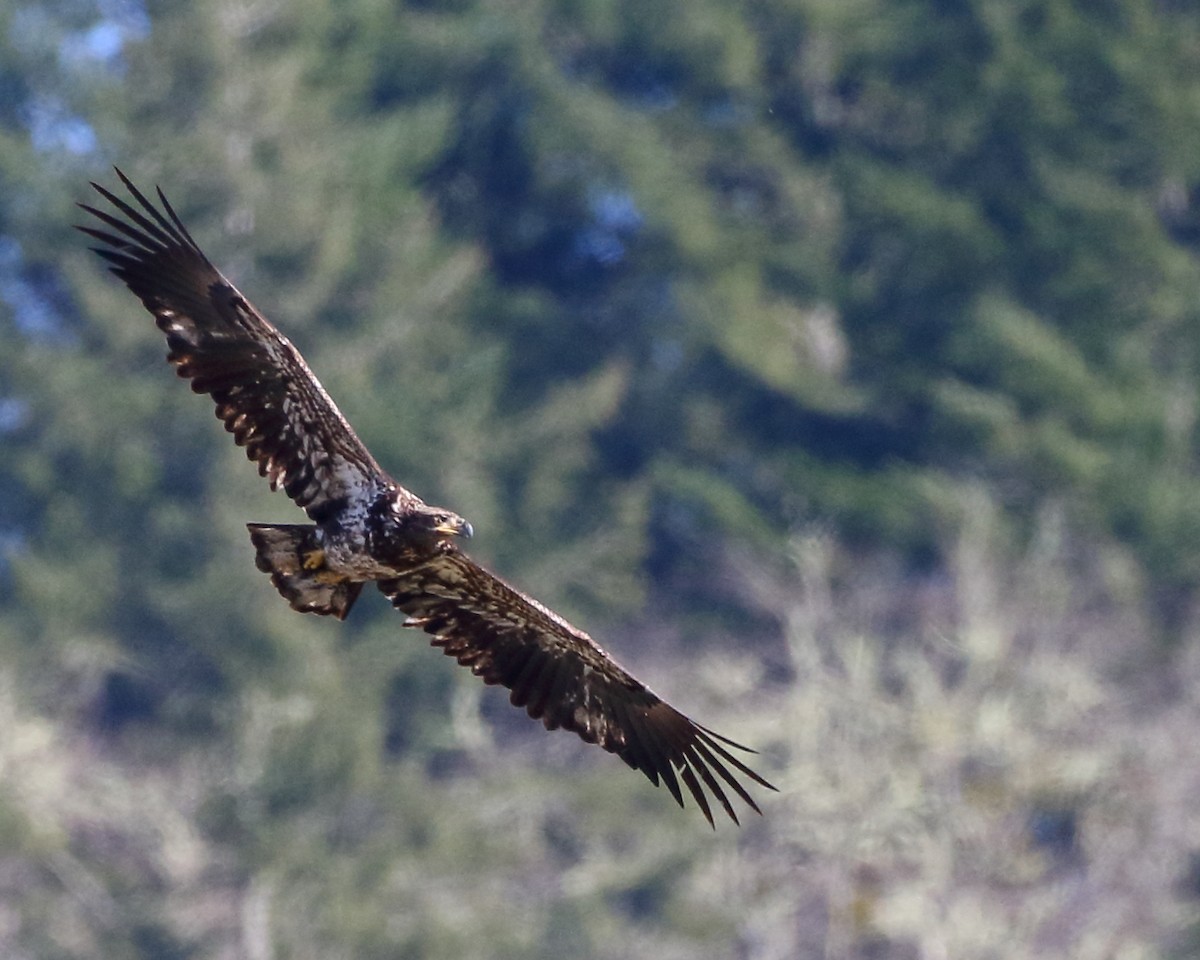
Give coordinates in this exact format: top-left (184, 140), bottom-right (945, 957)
top-left (78, 169), bottom-right (774, 825)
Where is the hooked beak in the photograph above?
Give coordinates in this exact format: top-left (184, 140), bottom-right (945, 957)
top-left (435, 517), bottom-right (474, 539)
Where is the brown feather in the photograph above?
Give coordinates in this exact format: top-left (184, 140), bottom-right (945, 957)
top-left (77, 168), bottom-right (398, 520)
top-left (379, 551), bottom-right (776, 825)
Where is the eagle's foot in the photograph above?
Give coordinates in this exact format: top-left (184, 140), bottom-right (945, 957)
top-left (301, 548), bottom-right (325, 571)
top-left (303, 547), bottom-right (345, 585)
top-left (246, 524), bottom-right (363, 620)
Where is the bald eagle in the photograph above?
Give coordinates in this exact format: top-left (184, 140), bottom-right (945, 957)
top-left (78, 169), bottom-right (775, 825)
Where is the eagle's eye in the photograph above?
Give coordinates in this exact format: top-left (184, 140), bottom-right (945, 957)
top-left (430, 511), bottom-right (473, 539)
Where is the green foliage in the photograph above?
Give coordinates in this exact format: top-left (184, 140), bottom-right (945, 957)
top-left (4, 0), bottom-right (1200, 955)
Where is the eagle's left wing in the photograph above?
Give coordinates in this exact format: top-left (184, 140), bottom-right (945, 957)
top-left (77, 169), bottom-right (387, 521)
top-left (379, 551), bottom-right (775, 825)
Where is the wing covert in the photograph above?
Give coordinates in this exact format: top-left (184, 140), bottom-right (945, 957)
top-left (378, 551), bottom-right (775, 825)
top-left (78, 168), bottom-right (385, 519)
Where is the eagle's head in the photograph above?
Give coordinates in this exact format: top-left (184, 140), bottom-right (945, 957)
top-left (402, 502), bottom-right (474, 543)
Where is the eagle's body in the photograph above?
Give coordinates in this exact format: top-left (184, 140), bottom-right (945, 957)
top-left (78, 169), bottom-right (774, 826)
top-left (249, 482), bottom-right (472, 620)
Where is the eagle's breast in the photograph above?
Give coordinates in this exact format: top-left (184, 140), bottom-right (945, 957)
top-left (360, 490), bottom-right (436, 572)
top-left (314, 488), bottom-right (400, 579)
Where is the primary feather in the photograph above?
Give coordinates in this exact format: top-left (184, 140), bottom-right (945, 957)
top-left (78, 169), bottom-right (385, 520)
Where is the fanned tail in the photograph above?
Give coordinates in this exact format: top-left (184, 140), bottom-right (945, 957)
top-left (246, 523), bottom-right (363, 620)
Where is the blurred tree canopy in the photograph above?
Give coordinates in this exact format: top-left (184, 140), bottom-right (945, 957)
top-left (4, 0), bottom-right (1200, 956)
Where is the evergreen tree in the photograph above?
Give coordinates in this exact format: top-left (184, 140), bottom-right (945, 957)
top-left (4, 0), bottom-right (1200, 955)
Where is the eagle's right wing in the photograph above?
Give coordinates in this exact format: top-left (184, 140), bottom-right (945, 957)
top-left (379, 550), bottom-right (776, 826)
top-left (78, 169), bottom-right (388, 521)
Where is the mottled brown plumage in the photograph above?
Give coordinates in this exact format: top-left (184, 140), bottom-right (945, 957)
top-left (78, 168), bottom-right (775, 825)
top-left (379, 552), bottom-right (772, 823)
top-left (77, 171), bottom-right (383, 521)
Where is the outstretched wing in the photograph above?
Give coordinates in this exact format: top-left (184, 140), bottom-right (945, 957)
top-left (379, 552), bottom-right (775, 826)
top-left (77, 168), bottom-right (386, 521)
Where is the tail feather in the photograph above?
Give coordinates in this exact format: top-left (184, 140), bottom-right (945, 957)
top-left (246, 523), bottom-right (363, 620)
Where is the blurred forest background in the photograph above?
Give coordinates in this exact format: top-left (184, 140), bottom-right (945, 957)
top-left (3, 0), bottom-right (1200, 957)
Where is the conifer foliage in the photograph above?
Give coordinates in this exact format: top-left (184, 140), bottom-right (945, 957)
top-left (3, 0), bottom-right (1200, 956)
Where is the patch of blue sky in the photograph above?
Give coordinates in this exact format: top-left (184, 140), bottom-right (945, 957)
top-left (21, 97), bottom-right (97, 155)
top-left (96, 0), bottom-right (150, 37)
top-left (571, 188), bottom-right (645, 267)
top-left (588, 187), bottom-right (644, 235)
top-left (0, 529), bottom-right (26, 585)
top-left (0, 398), bottom-right (29, 435)
top-left (59, 0), bottom-right (150, 71)
top-left (0, 236), bottom-right (75, 344)
top-left (61, 20), bottom-right (126, 64)
top-left (572, 227), bottom-right (626, 267)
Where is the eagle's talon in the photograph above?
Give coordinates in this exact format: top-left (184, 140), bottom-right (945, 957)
top-left (301, 548), bottom-right (325, 571)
